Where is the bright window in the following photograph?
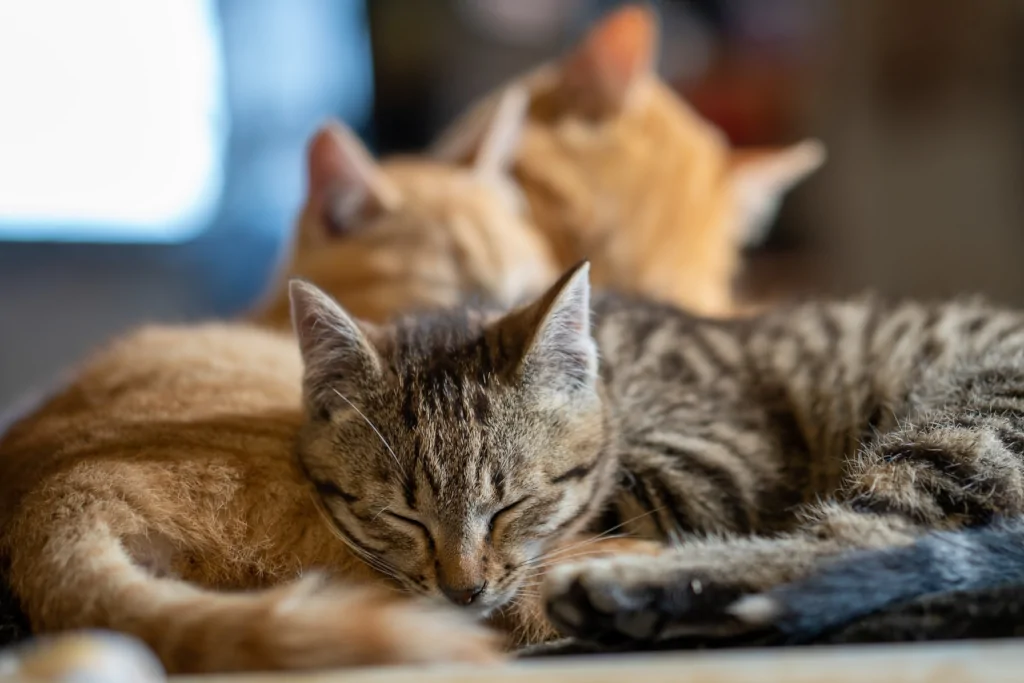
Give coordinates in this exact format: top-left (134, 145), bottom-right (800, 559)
top-left (0, 0), bottom-right (226, 242)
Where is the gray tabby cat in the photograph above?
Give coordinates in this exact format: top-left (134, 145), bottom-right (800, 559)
top-left (291, 261), bottom-right (1024, 646)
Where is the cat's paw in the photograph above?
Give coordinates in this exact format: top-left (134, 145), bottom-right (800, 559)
top-left (542, 555), bottom-right (751, 645)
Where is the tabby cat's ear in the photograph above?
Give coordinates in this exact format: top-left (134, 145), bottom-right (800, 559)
top-left (494, 262), bottom-right (598, 394)
top-left (289, 280), bottom-right (382, 415)
top-left (730, 139), bottom-right (826, 248)
top-left (305, 122), bottom-right (402, 240)
top-left (559, 4), bottom-right (658, 118)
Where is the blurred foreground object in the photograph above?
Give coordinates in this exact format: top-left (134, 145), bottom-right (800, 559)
top-left (0, 631), bottom-right (164, 683)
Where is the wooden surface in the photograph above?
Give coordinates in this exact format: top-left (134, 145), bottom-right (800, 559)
top-left (175, 640), bottom-right (1024, 683)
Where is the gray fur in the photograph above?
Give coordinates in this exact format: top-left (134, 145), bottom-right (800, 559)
top-left (290, 266), bottom-right (1024, 641)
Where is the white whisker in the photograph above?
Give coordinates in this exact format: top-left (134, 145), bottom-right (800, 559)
top-left (331, 388), bottom-right (406, 477)
top-left (309, 494), bottom-right (407, 590)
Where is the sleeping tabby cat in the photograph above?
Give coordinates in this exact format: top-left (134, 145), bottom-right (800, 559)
top-left (0, 90), bottom-right (562, 674)
top-left (434, 5), bottom-right (824, 316)
top-left (275, 263), bottom-right (1024, 651)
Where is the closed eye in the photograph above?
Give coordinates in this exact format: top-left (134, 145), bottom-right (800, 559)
top-left (489, 496), bottom-right (531, 533)
top-left (384, 511), bottom-right (435, 549)
top-left (313, 480), bottom-right (359, 504)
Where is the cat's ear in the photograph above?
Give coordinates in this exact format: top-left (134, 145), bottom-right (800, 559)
top-left (289, 279), bottom-right (382, 416)
top-left (494, 262), bottom-right (598, 393)
top-left (730, 139), bottom-right (826, 248)
top-left (559, 4), bottom-right (658, 118)
top-left (472, 85), bottom-right (530, 178)
top-left (304, 121), bottom-right (402, 241)
top-left (430, 85), bottom-right (529, 174)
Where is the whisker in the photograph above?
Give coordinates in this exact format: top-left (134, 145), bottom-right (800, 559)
top-left (526, 507), bottom-right (665, 568)
top-left (331, 388), bottom-right (406, 477)
top-left (309, 494), bottom-right (409, 589)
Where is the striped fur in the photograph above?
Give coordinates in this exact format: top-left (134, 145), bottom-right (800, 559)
top-left (290, 267), bottom-right (632, 645)
top-left (537, 283), bottom-right (1024, 646)
top-left (287, 264), bottom-right (1024, 648)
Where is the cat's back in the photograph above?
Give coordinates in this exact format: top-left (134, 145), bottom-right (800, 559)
top-left (0, 322), bottom-right (308, 537)
top-left (593, 291), bottom-right (1024, 394)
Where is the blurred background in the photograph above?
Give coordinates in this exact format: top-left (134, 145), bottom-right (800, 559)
top-left (1, 0), bottom-right (1022, 411)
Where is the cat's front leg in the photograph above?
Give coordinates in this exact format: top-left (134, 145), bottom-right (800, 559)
top-left (540, 503), bottom-right (925, 645)
top-left (543, 363), bottom-right (1024, 646)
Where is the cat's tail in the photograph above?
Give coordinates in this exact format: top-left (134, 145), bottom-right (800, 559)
top-left (7, 521), bottom-right (501, 674)
top-left (727, 519), bottom-right (1024, 643)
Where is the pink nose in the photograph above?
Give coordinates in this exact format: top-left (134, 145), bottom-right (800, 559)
top-left (440, 581), bottom-right (486, 606)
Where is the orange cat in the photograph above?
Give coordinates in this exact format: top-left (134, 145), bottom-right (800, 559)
top-left (434, 5), bottom-right (825, 317)
top-left (0, 92), bottom-right (560, 674)
top-left (254, 87), bottom-right (557, 328)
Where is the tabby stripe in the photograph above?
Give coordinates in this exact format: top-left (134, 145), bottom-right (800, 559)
top-left (989, 320), bottom-right (1024, 351)
top-left (518, 493), bottom-right (565, 530)
top-left (642, 441), bottom-right (754, 533)
top-left (688, 326), bottom-right (733, 375)
top-left (996, 426), bottom-right (1024, 456)
top-left (644, 473), bottom-right (694, 535)
top-left (313, 479), bottom-right (359, 504)
top-left (624, 473), bottom-right (668, 539)
top-left (911, 307), bottom-right (945, 370)
top-left (490, 458), bottom-right (507, 500)
top-left (420, 456), bottom-right (443, 502)
top-left (551, 457), bottom-right (600, 484)
top-left (592, 500), bottom-right (623, 534)
top-left (880, 444), bottom-right (978, 480)
top-left (817, 306), bottom-right (850, 465)
top-left (848, 494), bottom-right (932, 525)
top-left (551, 495), bottom-right (601, 536)
top-left (857, 300), bottom-right (884, 425)
top-left (928, 482), bottom-right (995, 524)
top-left (329, 510), bottom-right (390, 554)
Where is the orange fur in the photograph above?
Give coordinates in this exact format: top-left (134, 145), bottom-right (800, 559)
top-left (434, 5), bottom-right (824, 317)
top-left (254, 94), bottom-right (557, 329)
top-left (0, 325), bottom-right (501, 673)
top-left (0, 103), bottom-right (554, 673)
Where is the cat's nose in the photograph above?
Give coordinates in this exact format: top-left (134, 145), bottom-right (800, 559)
top-left (440, 581), bottom-right (486, 606)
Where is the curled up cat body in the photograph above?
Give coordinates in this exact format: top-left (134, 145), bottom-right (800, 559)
top-left (0, 90), bottom-right (564, 673)
top-left (12, 258), bottom-right (1024, 671)
top-left (532, 273), bottom-right (1024, 646)
top-left (216, 264), bottom-right (1024, 652)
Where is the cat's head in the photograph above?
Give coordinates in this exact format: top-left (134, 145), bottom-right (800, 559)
top-left (290, 262), bottom-right (613, 616)
top-left (252, 88), bottom-right (558, 328)
top-left (433, 5), bottom-right (824, 313)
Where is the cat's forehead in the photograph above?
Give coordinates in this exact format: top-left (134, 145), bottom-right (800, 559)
top-left (386, 324), bottom-right (504, 422)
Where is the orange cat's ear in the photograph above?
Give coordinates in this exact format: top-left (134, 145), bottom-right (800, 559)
top-left (305, 122), bottom-right (402, 240)
top-left (730, 139), bottom-right (826, 247)
top-left (494, 261), bottom-right (597, 392)
top-left (473, 86), bottom-right (529, 178)
top-left (430, 85), bottom-right (529, 174)
top-left (289, 279), bottom-right (382, 416)
top-left (560, 4), bottom-right (658, 118)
